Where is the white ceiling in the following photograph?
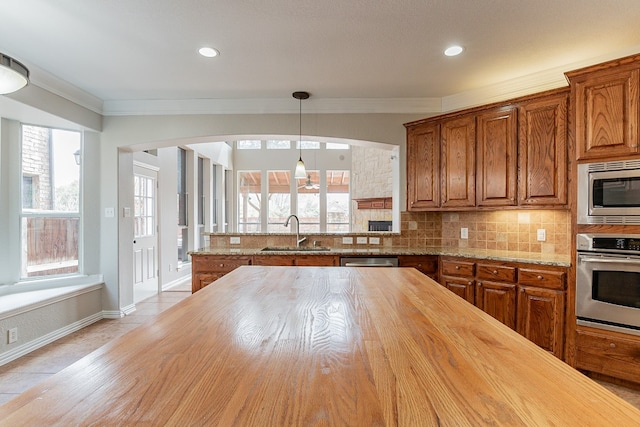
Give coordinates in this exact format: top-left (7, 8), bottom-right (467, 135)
top-left (2, 0), bottom-right (640, 115)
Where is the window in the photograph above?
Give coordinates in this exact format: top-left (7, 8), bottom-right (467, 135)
top-left (327, 171), bottom-right (350, 232)
top-left (237, 140), bottom-right (262, 150)
top-left (177, 148), bottom-right (188, 262)
top-left (198, 157), bottom-right (204, 226)
top-left (297, 140), bottom-right (320, 149)
top-left (266, 140), bottom-right (290, 149)
top-left (297, 170), bottom-right (320, 233)
top-left (267, 171), bottom-right (291, 232)
top-left (326, 143), bottom-right (349, 150)
top-left (20, 125), bottom-right (81, 278)
top-left (238, 171), bottom-right (261, 232)
top-left (134, 175), bottom-right (155, 238)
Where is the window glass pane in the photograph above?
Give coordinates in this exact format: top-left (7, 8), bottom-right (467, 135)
top-left (326, 142), bottom-right (349, 150)
top-left (21, 125), bottom-right (81, 278)
top-left (327, 170), bottom-right (350, 233)
top-left (237, 140), bottom-right (262, 149)
top-left (177, 148), bottom-right (187, 226)
top-left (238, 171), bottom-right (261, 232)
top-left (297, 140), bottom-right (320, 149)
top-left (134, 174), bottom-right (155, 238)
top-left (297, 170), bottom-right (320, 232)
top-left (266, 140), bottom-right (291, 149)
top-left (267, 170), bottom-right (291, 232)
top-left (198, 157), bottom-right (204, 226)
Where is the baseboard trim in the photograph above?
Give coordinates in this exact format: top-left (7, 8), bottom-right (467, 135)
top-left (0, 312), bottom-right (103, 366)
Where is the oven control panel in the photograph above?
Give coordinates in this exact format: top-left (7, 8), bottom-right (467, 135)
top-left (578, 234), bottom-right (640, 253)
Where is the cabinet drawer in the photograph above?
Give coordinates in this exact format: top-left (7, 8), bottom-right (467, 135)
top-left (398, 255), bottom-right (438, 275)
top-left (476, 263), bottom-right (516, 282)
top-left (518, 268), bottom-right (565, 290)
top-left (194, 256), bottom-right (252, 273)
top-left (441, 259), bottom-right (475, 277)
top-left (576, 327), bottom-right (640, 382)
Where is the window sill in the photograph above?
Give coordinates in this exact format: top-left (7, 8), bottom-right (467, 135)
top-left (0, 275), bottom-right (104, 321)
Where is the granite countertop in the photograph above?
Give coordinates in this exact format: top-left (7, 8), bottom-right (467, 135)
top-left (190, 246), bottom-right (571, 267)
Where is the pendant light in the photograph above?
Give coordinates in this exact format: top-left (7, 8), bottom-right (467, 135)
top-left (0, 53), bottom-right (29, 94)
top-left (293, 91), bottom-right (310, 179)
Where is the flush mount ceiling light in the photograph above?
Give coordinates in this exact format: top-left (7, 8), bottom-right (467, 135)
top-left (198, 47), bottom-right (219, 58)
top-left (293, 91), bottom-right (310, 179)
top-left (0, 53), bottom-right (29, 94)
top-left (444, 45), bottom-right (464, 57)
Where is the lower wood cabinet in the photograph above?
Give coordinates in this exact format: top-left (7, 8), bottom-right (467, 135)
top-left (439, 256), bottom-right (566, 359)
top-left (192, 255), bottom-right (252, 293)
top-left (575, 326), bottom-right (640, 385)
top-left (398, 255), bottom-right (438, 279)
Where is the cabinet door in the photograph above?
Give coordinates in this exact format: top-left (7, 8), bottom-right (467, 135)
top-left (441, 116), bottom-right (476, 208)
top-left (193, 273), bottom-right (224, 292)
top-left (476, 280), bottom-right (517, 329)
top-left (518, 93), bottom-right (568, 206)
top-left (441, 276), bottom-right (475, 304)
top-left (476, 107), bottom-right (517, 206)
top-left (573, 68), bottom-right (639, 160)
top-left (516, 286), bottom-right (564, 359)
top-left (406, 123), bottom-right (440, 209)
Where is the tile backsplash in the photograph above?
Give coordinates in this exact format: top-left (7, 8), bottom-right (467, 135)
top-left (207, 210), bottom-right (570, 257)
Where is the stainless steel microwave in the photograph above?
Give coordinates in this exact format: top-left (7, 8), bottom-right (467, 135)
top-left (577, 159), bottom-right (640, 224)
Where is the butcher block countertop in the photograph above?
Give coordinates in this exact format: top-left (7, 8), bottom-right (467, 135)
top-left (0, 267), bottom-right (637, 426)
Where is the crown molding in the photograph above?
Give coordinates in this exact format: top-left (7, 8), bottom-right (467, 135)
top-left (101, 97), bottom-right (443, 116)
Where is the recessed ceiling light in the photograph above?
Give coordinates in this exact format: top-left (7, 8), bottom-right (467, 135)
top-left (444, 45), bottom-right (464, 57)
top-left (199, 47), bottom-right (219, 58)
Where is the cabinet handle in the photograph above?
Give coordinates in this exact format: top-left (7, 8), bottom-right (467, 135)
top-left (468, 281), bottom-right (473, 285)
top-left (478, 282), bottom-right (482, 287)
top-left (455, 266), bottom-right (460, 270)
top-left (418, 263), bottom-right (422, 267)
top-left (219, 263), bottom-right (224, 267)
top-left (492, 270), bottom-right (498, 275)
top-left (610, 343), bottom-right (616, 349)
top-left (537, 275), bottom-right (543, 280)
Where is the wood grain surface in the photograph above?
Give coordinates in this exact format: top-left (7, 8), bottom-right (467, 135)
top-left (1, 266), bottom-right (639, 426)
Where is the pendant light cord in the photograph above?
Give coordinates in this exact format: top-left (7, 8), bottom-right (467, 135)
top-left (298, 96), bottom-right (302, 160)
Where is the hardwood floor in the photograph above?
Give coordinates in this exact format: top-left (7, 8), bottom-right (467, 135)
top-left (0, 283), bottom-right (191, 405)
top-left (1, 280), bottom-right (639, 412)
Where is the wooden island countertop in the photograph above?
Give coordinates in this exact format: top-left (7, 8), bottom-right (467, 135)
top-left (1, 266), bottom-right (639, 426)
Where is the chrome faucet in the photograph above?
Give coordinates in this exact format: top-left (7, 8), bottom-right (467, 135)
top-left (284, 214), bottom-right (307, 247)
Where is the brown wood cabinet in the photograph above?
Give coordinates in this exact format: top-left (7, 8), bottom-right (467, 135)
top-left (517, 93), bottom-right (568, 206)
top-left (440, 258), bottom-right (476, 304)
top-left (398, 255), bottom-right (438, 280)
top-left (476, 107), bottom-right (517, 207)
top-left (441, 116), bottom-right (476, 208)
top-left (438, 256), bottom-right (566, 358)
top-left (575, 326), bottom-right (640, 385)
top-left (405, 89), bottom-right (569, 211)
top-left (568, 60), bottom-right (640, 161)
top-left (191, 255), bottom-right (252, 293)
top-left (406, 122), bottom-right (440, 209)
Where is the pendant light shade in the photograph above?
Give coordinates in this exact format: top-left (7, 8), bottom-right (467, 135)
top-left (0, 53), bottom-right (29, 94)
top-left (293, 91), bottom-right (309, 179)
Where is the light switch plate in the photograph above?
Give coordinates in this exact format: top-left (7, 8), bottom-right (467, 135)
top-left (461, 228), bottom-right (469, 239)
top-left (105, 207), bottom-right (115, 218)
top-left (537, 229), bottom-right (546, 242)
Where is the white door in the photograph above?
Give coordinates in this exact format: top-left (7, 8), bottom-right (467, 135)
top-left (133, 165), bottom-right (158, 302)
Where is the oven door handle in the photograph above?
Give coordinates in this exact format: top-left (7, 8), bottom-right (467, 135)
top-left (579, 256), bottom-right (640, 265)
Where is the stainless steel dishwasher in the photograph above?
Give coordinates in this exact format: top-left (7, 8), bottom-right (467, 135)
top-left (340, 257), bottom-right (398, 267)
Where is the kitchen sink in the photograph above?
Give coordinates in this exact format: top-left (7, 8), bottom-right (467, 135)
top-left (260, 246), bottom-right (331, 252)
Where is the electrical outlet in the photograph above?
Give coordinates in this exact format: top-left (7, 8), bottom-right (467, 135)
top-left (461, 228), bottom-right (469, 239)
top-left (356, 237), bottom-right (368, 244)
top-left (342, 237), bottom-right (353, 245)
top-left (230, 236), bottom-right (241, 244)
top-left (537, 229), bottom-right (546, 242)
top-left (8, 327), bottom-right (17, 344)
top-left (369, 237), bottom-right (380, 245)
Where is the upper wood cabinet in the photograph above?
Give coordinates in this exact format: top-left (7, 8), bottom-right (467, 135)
top-left (406, 122), bottom-right (440, 209)
top-left (476, 107), bottom-right (517, 207)
top-left (405, 89), bottom-right (569, 211)
top-left (517, 93), bottom-right (568, 206)
top-left (441, 116), bottom-right (476, 208)
top-left (567, 60), bottom-right (640, 160)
